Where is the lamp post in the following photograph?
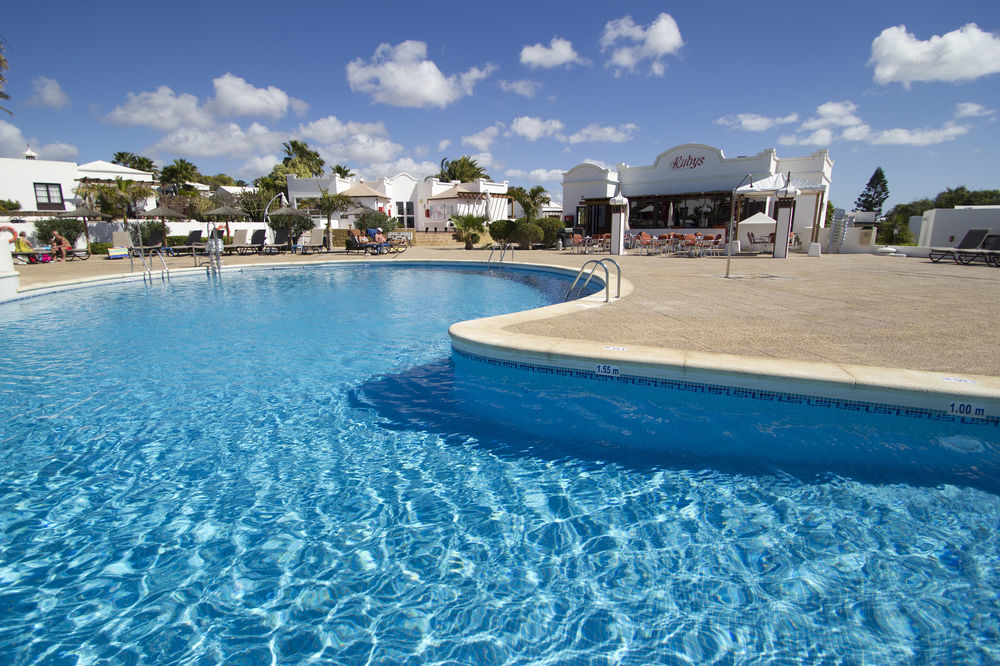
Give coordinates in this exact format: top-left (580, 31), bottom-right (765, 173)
top-left (726, 173), bottom-right (754, 279)
top-left (609, 189), bottom-right (629, 255)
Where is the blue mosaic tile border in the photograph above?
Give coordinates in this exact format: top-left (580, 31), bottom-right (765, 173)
top-left (453, 348), bottom-right (1000, 427)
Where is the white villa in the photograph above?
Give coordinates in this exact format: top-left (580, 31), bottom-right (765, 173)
top-left (562, 144), bottom-right (833, 246)
top-left (0, 149), bottom-right (157, 216)
top-left (286, 173), bottom-right (512, 232)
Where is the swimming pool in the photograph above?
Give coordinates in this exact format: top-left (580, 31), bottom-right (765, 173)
top-left (1, 264), bottom-right (998, 663)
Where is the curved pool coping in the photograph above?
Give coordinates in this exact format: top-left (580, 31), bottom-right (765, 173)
top-left (10, 257), bottom-right (1000, 420)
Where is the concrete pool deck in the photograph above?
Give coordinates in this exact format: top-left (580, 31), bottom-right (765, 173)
top-left (10, 246), bottom-right (1000, 413)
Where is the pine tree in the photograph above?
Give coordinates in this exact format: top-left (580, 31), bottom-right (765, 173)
top-left (855, 167), bottom-right (890, 217)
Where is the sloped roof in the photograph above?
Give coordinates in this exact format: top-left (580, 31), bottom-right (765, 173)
top-left (427, 183), bottom-right (482, 200)
top-left (77, 159), bottom-right (153, 177)
top-left (342, 182), bottom-right (389, 199)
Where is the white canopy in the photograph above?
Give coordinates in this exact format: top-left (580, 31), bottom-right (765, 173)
top-left (735, 174), bottom-right (825, 195)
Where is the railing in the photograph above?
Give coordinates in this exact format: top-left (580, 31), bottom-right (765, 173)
top-left (126, 224), bottom-right (170, 283)
top-left (486, 242), bottom-right (514, 266)
top-left (565, 258), bottom-right (621, 303)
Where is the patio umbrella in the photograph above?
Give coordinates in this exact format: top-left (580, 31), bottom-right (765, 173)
top-left (138, 205), bottom-right (186, 247)
top-left (60, 205), bottom-right (110, 250)
top-left (205, 204), bottom-right (246, 237)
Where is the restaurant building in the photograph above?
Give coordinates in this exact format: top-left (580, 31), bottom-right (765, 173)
top-left (562, 143), bottom-right (833, 244)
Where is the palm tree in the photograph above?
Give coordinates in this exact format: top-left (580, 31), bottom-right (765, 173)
top-left (509, 185), bottom-right (551, 222)
top-left (77, 177), bottom-right (154, 225)
top-left (451, 214), bottom-right (487, 250)
top-left (312, 187), bottom-right (353, 247)
top-left (112, 152), bottom-right (158, 177)
top-left (159, 159), bottom-right (201, 190)
top-left (438, 156), bottom-right (490, 182)
top-left (282, 140), bottom-right (325, 176)
top-left (331, 164), bottom-right (354, 179)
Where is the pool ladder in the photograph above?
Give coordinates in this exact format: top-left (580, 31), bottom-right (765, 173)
top-left (486, 242), bottom-right (514, 266)
top-left (566, 258), bottom-right (621, 303)
top-left (126, 226), bottom-right (170, 283)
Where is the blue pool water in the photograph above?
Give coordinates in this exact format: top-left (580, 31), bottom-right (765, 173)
top-left (1, 264), bottom-right (999, 664)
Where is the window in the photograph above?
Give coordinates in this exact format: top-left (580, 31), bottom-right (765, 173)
top-left (34, 183), bottom-right (65, 211)
top-left (396, 201), bottom-right (416, 228)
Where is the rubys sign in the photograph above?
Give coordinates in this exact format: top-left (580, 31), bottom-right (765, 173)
top-left (670, 154), bottom-right (705, 170)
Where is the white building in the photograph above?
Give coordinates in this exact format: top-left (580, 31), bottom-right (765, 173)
top-left (0, 150), bottom-right (157, 216)
top-left (286, 173), bottom-right (510, 232)
top-left (914, 206), bottom-right (1000, 247)
top-left (562, 143), bottom-right (833, 245)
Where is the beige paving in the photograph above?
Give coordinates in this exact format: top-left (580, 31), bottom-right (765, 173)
top-left (12, 245), bottom-right (1000, 377)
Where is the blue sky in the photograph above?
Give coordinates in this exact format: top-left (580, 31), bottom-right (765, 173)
top-left (2, 0), bottom-right (997, 209)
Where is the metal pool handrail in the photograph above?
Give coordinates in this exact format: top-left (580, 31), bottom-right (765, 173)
top-left (566, 258), bottom-right (621, 302)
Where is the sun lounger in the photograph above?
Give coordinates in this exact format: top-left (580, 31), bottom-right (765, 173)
top-left (928, 228), bottom-right (992, 264)
top-left (261, 228), bottom-right (291, 254)
top-left (129, 229), bottom-right (164, 256)
top-left (169, 230), bottom-right (203, 256)
top-left (300, 228), bottom-right (328, 254)
top-left (946, 233), bottom-right (1000, 266)
top-left (226, 229), bottom-right (266, 255)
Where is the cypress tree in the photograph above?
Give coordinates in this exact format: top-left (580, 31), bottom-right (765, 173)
top-left (855, 167), bottom-right (890, 216)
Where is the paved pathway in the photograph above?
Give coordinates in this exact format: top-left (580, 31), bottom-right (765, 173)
top-left (12, 246), bottom-right (1000, 376)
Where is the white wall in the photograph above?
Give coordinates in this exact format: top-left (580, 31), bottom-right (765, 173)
top-left (0, 158), bottom-right (79, 212)
top-left (917, 207), bottom-right (1000, 247)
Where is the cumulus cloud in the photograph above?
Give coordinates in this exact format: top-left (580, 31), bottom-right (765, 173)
top-left (568, 123), bottom-right (638, 144)
top-left (869, 122), bottom-right (969, 146)
top-left (870, 23), bottom-right (1000, 87)
top-left (505, 167), bottom-right (565, 182)
top-left (106, 85), bottom-right (213, 130)
top-left (520, 37), bottom-right (584, 69)
top-left (716, 112), bottom-right (799, 132)
top-left (208, 73), bottom-right (307, 119)
top-left (600, 13), bottom-right (683, 76)
top-left (237, 154), bottom-right (281, 180)
top-left (0, 120), bottom-right (78, 160)
top-left (437, 139), bottom-right (452, 152)
top-left (499, 79), bottom-right (541, 98)
top-left (800, 101), bottom-right (864, 130)
top-left (510, 116), bottom-right (565, 141)
top-left (26, 77), bottom-right (70, 109)
top-left (346, 40), bottom-right (496, 108)
top-left (296, 115), bottom-right (388, 144)
top-left (462, 123), bottom-right (504, 151)
top-left (339, 134), bottom-right (402, 164)
top-left (955, 102), bottom-right (994, 118)
top-left (777, 128), bottom-right (835, 146)
top-left (361, 157), bottom-right (440, 181)
top-left (153, 121), bottom-right (283, 158)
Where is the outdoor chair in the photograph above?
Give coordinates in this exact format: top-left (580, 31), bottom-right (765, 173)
top-left (129, 229), bottom-right (163, 257)
top-left (170, 230), bottom-right (203, 256)
top-left (928, 228), bottom-right (992, 264)
top-left (229, 229), bottom-right (266, 254)
top-left (300, 228), bottom-right (328, 254)
top-left (262, 228), bottom-right (291, 254)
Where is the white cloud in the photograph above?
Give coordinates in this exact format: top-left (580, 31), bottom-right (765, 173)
top-left (600, 13), bottom-right (683, 76)
top-left (26, 77), bottom-right (70, 109)
top-left (296, 115), bottom-right (388, 144)
top-left (870, 23), bottom-right (1000, 87)
top-left (36, 141), bottom-right (79, 160)
top-left (505, 167), bottom-right (565, 182)
top-left (567, 123), bottom-right (638, 144)
top-left (339, 134), bottom-right (402, 164)
top-left (237, 154), bottom-right (281, 180)
top-left (800, 101), bottom-right (864, 130)
top-left (716, 112), bottom-right (799, 132)
top-left (346, 40), bottom-right (496, 108)
top-left (777, 128), bottom-right (834, 146)
top-left (0, 120), bottom-right (78, 161)
top-left (208, 73), bottom-right (307, 120)
top-left (510, 116), bottom-right (565, 141)
top-left (869, 122), bottom-right (968, 146)
top-left (840, 124), bottom-right (872, 141)
top-left (106, 85), bottom-right (213, 130)
top-left (955, 102), bottom-right (994, 118)
top-left (437, 139), bottom-right (452, 152)
top-left (361, 157), bottom-right (440, 181)
top-left (154, 121), bottom-right (283, 158)
top-left (520, 37), bottom-right (584, 69)
top-left (499, 79), bottom-right (541, 98)
top-left (462, 123), bottom-right (504, 151)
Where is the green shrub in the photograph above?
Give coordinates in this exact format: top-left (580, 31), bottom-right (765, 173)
top-left (535, 217), bottom-right (563, 247)
top-left (32, 218), bottom-right (86, 245)
top-left (512, 222), bottom-right (543, 249)
top-left (487, 219), bottom-right (515, 244)
top-left (90, 242), bottom-right (111, 255)
top-left (0, 198), bottom-right (20, 212)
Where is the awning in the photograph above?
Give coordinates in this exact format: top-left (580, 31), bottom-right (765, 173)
top-left (736, 175), bottom-right (825, 195)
